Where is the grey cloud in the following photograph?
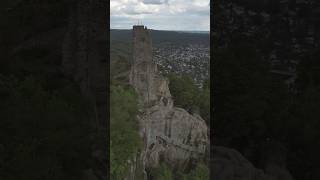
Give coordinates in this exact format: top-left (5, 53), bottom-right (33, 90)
top-left (110, 0), bottom-right (209, 31)
top-left (142, 0), bottom-right (168, 5)
top-left (126, 11), bottom-right (153, 15)
top-left (190, 8), bottom-right (210, 16)
top-left (122, 6), bottom-right (154, 15)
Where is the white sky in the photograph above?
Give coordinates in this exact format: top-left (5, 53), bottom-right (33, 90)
top-left (110, 0), bottom-right (210, 31)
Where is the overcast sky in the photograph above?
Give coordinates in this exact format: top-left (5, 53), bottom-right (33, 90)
top-left (110, 0), bottom-right (210, 31)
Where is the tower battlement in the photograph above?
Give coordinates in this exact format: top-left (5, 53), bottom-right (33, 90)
top-left (133, 25), bottom-right (148, 30)
top-left (133, 25), bottom-right (146, 28)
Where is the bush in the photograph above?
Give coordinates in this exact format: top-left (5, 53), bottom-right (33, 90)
top-left (150, 163), bottom-right (173, 180)
top-left (167, 73), bottom-right (210, 124)
top-left (187, 163), bottom-right (209, 180)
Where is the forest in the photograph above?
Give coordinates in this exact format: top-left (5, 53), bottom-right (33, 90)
top-left (213, 33), bottom-right (320, 180)
top-left (0, 1), bottom-right (98, 179)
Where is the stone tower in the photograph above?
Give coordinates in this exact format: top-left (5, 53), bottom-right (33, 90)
top-left (130, 25), bottom-right (172, 107)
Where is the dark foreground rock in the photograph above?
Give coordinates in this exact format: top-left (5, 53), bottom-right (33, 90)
top-left (212, 146), bottom-right (294, 180)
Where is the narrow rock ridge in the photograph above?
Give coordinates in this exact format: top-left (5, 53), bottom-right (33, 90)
top-left (129, 25), bottom-right (209, 174)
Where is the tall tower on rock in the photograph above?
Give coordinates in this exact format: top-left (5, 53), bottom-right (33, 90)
top-left (129, 25), bottom-right (208, 172)
top-left (130, 25), bottom-right (172, 107)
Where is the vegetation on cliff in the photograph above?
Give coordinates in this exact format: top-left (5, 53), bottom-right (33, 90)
top-left (167, 73), bottom-right (210, 125)
top-left (110, 39), bottom-right (144, 180)
top-left (149, 162), bottom-right (209, 180)
top-left (110, 85), bottom-right (142, 179)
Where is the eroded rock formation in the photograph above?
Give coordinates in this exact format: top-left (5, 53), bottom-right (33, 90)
top-left (129, 25), bottom-right (209, 175)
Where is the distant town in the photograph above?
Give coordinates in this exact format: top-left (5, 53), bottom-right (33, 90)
top-left (154, 43), bottom-right (209, 87)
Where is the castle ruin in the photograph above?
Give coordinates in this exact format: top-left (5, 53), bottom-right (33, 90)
top-left (129, 25), bottom-right (209, 178)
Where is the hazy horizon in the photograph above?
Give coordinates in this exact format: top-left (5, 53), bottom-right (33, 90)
top-left (110, 28), bottom-right (210, 32)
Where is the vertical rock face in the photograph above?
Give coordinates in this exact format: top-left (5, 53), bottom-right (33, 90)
top-left (129, 25), bottom-right (209, 171)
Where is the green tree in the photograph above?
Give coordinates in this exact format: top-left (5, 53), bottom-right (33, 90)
top-left (167, 73), bottom-right (200, 112)
top-left (175, 163), bottom-right (209, 180)
top-left (167, 74), bottom-right (210, 124)
top-left (198, 80), bottom-right (210, 124)
top-left (188, 163), bottom-right (209, 180)
top-left (110, 85), bottom-right (142, 179)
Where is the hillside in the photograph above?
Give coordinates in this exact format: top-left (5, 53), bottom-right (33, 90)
top-left (111, 29), bottom-right (210, 86)
top-left (110, 29), bottom-right (210, 46)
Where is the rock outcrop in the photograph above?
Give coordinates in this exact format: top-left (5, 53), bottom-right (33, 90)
top-left (212, 146), bottom-right (294, 180)
top-left (129, 25), bottom-right (209, 174)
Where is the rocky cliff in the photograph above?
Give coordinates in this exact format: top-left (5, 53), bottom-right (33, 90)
top-left (129, 25), bottom-right (209, 177)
